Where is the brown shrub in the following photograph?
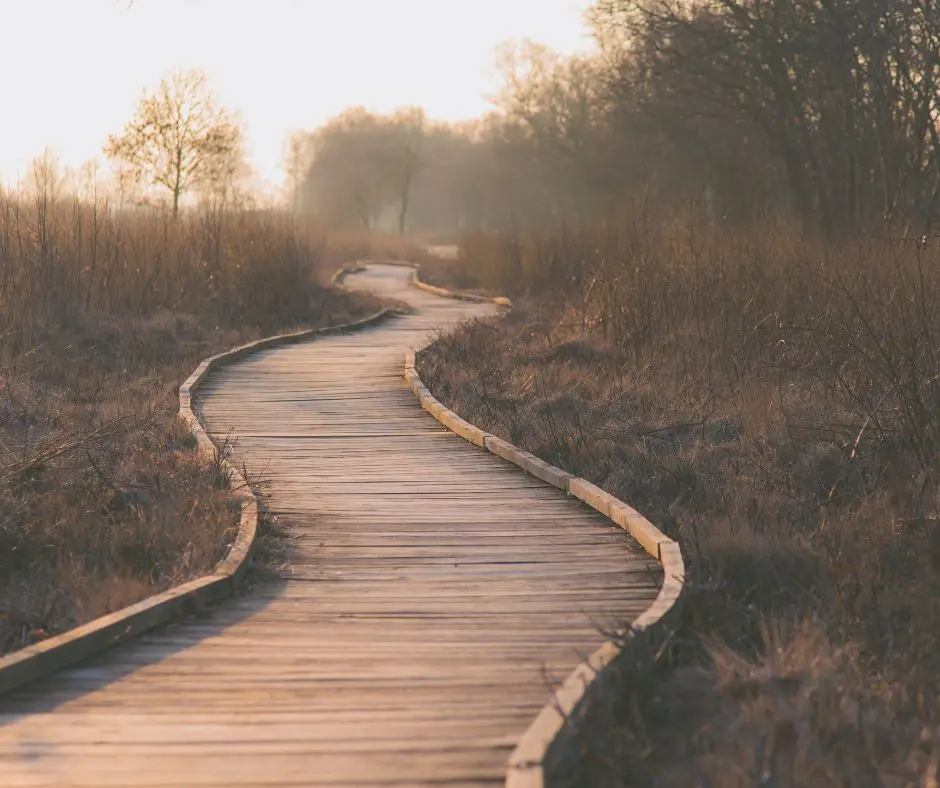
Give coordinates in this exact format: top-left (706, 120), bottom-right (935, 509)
top-left (418, 214), bottom-right (940, 785)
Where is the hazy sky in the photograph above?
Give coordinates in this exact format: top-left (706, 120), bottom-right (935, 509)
top-left (0, 0), bottom-right (596, 191)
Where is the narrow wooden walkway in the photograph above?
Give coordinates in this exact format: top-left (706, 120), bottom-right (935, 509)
top-left (0, 264), bottom-right (659, 787)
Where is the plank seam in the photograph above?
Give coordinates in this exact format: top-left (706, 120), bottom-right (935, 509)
top-left (0, 300), bottom-right (394, 696)
top-left (399, 271), bottom-right (685, 788)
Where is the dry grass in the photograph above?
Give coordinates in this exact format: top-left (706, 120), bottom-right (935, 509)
top-left (0, 186), bottom-right (385, 655)
top-left (418, 214), bottom-right (940, 786)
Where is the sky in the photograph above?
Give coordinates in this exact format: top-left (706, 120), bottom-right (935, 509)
top-left (0, 0), bottom-right (596, 193)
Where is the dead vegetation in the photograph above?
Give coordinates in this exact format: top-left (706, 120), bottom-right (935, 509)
top-left (418, 215), bottom-right (940, 786)
top-left (0, 183), bottom-right (391, 655)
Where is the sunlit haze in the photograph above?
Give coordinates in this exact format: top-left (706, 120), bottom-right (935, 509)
top-left (0, 0), bottom-right (596, 192)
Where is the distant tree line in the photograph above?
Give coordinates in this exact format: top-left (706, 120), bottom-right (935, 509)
top-left (294, 0), bottom-right (940, 236)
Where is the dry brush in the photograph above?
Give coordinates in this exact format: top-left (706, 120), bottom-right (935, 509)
top-left (419, 214), bottom-right (940, 786)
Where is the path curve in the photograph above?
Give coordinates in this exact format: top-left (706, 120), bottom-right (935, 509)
top-left (0, 264), bottom-right (659, 787)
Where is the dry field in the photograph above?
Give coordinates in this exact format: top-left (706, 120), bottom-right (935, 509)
top-left (419, 216), bottom-right (940, 786)
top-left (0, 187), bottom-right (405, 655)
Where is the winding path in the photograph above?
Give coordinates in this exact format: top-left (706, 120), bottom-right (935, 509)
top-left (0, 264), bottom-right (658, 787)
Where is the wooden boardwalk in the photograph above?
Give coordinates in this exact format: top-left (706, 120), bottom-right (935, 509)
top-left (0, 264), bottom-right (659, 787)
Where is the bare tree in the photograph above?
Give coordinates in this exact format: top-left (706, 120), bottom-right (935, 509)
top-left (590, 0), bottom-right (940, 231)
top-left (388, 108), bottom-right (426, 234)
top-left (282, 131), bottom-right (315, 214)
top-left (300, 108), bottom-right (393, 228)
top-left (105, 69), bottom-right (244, 217)
top-left (492, 42), bottom-right (611, 219)
top-left (299, 107), bottom-right (426, 231)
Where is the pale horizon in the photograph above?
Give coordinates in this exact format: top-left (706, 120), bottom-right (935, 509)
top-left (0, 0), bottom-right (596, 193)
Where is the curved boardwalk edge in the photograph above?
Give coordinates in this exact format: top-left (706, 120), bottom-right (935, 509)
top-left (402, 276), bottom-right (685, 788)
top-left (334, 258), bottom-right (513, 307)
top-left (0, 307), bottom-right (392, 696)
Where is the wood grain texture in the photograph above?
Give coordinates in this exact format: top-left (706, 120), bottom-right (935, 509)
top-left (0, 264), bottom-right (659, 787)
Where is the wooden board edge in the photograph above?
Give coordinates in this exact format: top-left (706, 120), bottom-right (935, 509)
top-left (411, 273), bottom-right (513, 307)
top-left (340, 257), bottom-right (512, 306)
top-left (483, 436), bottom-right (572, 492)
top-left (0, 575), bottom-right (232, 696)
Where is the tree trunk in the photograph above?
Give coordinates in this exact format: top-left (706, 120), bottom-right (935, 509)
top-left (398, 162), bottom-right (413, 235)
top-left (173, 145), bottom-right (183, 218)
top-left (398, 192), bottom-right (408, 235)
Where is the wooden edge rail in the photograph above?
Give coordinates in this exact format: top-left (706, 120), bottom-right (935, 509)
top-left (0, 301), bottom-right (393, 696)
top-left (339, 257), bottom-right (513, 307)
top-left (400, 274), bottom-right (685, 788)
